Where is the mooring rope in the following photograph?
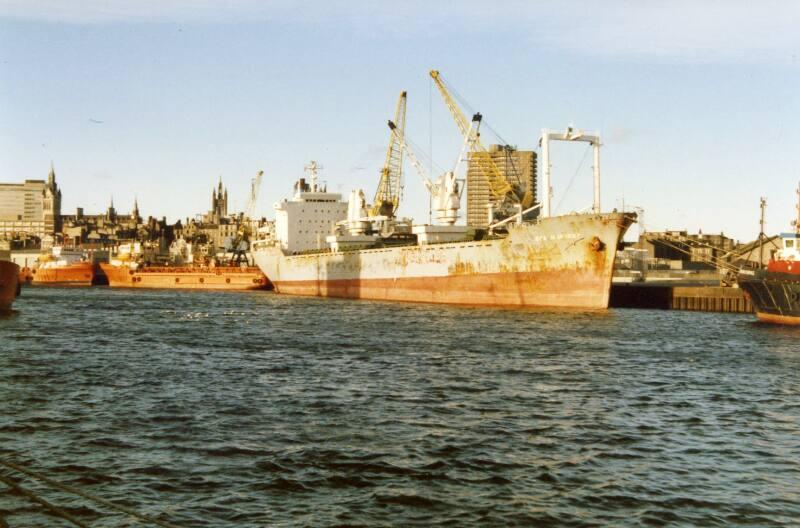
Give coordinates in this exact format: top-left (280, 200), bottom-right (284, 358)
top-left (0, 471), bottom-right (89, 528)
top-left (0, 458), bottom-right (182, 528)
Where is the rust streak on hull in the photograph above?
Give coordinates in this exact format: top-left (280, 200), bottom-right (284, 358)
top-left (273, 268), bottom-right (609, 308)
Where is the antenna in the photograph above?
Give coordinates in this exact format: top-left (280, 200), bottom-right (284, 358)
top-left (759, 196), bottom-right (767, 269)
top-left (304, 161), bottom-right (322, 192)
top-left (795, 182), bottom-right (800, 234)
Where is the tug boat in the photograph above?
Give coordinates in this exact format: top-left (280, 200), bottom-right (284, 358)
top-left (30, 247), bottom-right (102, 286)
top-left (738, 184), bottom-right (800, 324)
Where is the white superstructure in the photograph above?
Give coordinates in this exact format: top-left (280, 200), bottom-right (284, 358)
top-left (274, 161), bottom-right (348, 253)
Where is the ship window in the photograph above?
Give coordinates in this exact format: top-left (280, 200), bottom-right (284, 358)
top-left (787, 239), bottom-right (795, 248)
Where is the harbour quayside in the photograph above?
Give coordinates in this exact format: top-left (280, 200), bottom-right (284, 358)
top-left (253, 72), bottom-right (636, 309)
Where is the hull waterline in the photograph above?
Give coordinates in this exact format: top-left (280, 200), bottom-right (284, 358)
top-left (739, 270), bottom-right (800, 325)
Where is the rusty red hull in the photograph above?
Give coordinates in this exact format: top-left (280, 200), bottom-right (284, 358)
top-left (255, 212), bottom-right (636, 309)
top-left (100, 263), bottom-right (271, 291)
top-left (0, 260), bottom-right (21, 310)
top-left (274, 268), bottom-right (610, 308)
top-left (31, 261), bottom-right (97, 286)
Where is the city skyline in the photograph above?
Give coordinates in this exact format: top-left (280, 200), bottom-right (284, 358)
top-left (1, 1), bottom-right (799, 241)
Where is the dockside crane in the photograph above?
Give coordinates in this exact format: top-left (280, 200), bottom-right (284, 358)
top-left (429, 71), bottom-right (530, 215)
top-left (388, 121), bottom-right (460, 225)
top-left (229, 170), bottom-right (264, 265)
top-left (370, 91), bottom-right (407, 218)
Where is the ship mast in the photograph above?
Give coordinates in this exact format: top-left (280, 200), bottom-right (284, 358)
top-left (796, 182), bottom-right (800, 234)
top-left (758, 196), bottom-right (767, 269)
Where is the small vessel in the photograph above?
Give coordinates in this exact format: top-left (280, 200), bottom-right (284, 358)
top-left (100, 262), bottom-right (270, 290)
top-left (31, 247), bottom-right (102, 286)
top-left (100, 243), bottom-right (270, 290)
top-left (738, 184), bottom-right (800, 324)
top-left (0, 259), bottom-right (21, 310)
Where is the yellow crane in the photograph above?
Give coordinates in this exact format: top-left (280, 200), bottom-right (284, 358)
top-left (371, 91), bottom-right (407, 217)
top-left (229, 170), bottom-right (263, 265)
top-left (429, 71), bottom-right (532, 210)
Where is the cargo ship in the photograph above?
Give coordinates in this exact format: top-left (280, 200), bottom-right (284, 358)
top-left (738, 184), bottom-right (800, 324)
top-left (30, 247), bottom-right (103, 286)
top-left (100, 262), bottom-right (270, 290)
top-left (252, 156), bottom-right (635, 309)
top-left (0, 259), bottom-right (21, 310)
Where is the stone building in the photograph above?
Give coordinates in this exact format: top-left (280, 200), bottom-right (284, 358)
top-left (174, 178), bottom-right (239, 258)
top-left (466, 145), bottom-right (536, 227)
top-left (59, 197), bottom-right (143, 248)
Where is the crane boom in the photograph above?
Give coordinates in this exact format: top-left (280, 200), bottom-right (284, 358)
top-left (371, 91), bottom-right (407, 217)
top-left (246, 170), bottom-right (264, 219)
top-left (387, 120), bottom-right (433, 192)
top-left (429, 71), bottom-right (518, 206)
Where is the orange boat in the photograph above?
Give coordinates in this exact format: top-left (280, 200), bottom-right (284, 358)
top-left (99, 263), bottom-right (271, 291)
top-left (32, 260), bottom-right (100, 286)
top-left (0, 260), bottom-right (21, 310)
top-left (30, 247), bottom-right (104, 286)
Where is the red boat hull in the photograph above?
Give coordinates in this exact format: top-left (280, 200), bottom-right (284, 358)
top-left (0, 260), bottom-right (20, 310)
top-left (273, 268), bottom-right (610, 308)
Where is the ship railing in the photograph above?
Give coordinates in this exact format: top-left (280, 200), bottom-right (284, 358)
top-left (488, 202), bottom-right (542, 233)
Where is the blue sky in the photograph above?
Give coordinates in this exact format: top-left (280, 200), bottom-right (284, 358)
top-left (1, 1), bottom-right (798, 241)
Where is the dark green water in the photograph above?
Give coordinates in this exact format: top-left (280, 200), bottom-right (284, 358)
top-left (1, 287), bottom-right (798, 527)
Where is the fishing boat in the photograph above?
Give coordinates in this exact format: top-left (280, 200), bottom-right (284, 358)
top-left (738, 184), bottom-right (800, 324)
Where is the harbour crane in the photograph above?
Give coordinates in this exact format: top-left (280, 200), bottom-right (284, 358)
top-left (388, 121), bottom-right (460, 225)
top-left (429, 71), bottom-right (530, 213)
top-left (228, 170), bottom-right (264, 265)
top-left (370, 91), bottom-right (407, 218)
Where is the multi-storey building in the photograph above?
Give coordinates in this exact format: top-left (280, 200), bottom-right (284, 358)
top-left (0, 165), bottom-right (61, 240)
top-left (466, 145), bottom-right (537, 227)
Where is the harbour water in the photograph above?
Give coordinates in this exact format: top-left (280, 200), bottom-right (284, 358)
top-left (1, 288), bottom-right (798, 526)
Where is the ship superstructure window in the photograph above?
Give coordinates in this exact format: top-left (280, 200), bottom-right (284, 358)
top-left (786, 239), bottom-right (795, 248)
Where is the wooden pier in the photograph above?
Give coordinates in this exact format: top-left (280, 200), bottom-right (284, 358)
top-left (610, 283), bottom-right (752, 313)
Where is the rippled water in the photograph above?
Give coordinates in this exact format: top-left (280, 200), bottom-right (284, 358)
top-left (1, 287), bottom-right (798, 527)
